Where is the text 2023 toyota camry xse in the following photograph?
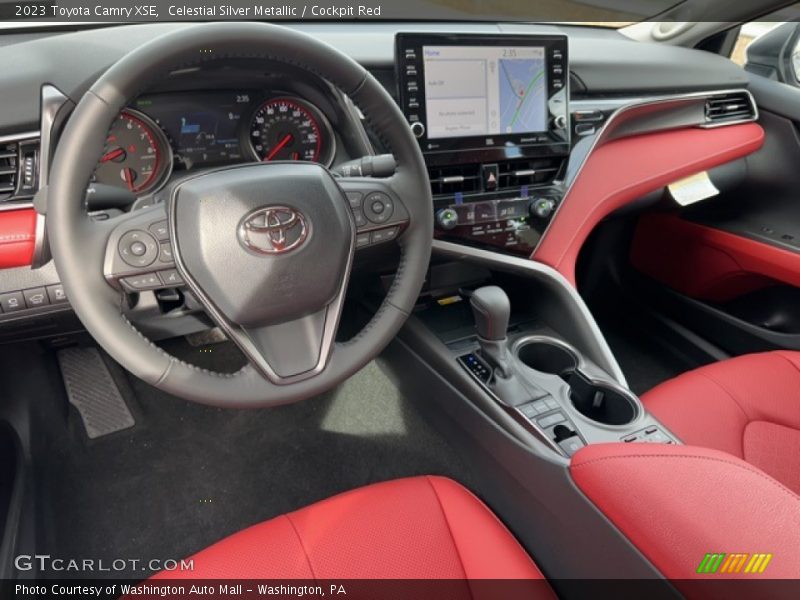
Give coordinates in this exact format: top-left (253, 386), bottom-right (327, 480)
top-left (2, 2), bottom-right (800, 598)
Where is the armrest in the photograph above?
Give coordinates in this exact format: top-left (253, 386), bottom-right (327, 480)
top-left (570, 443), bottom-right (800, 580)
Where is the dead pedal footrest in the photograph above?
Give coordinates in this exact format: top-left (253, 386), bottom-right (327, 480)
top-left (57, 347), bottom-right (135, 439)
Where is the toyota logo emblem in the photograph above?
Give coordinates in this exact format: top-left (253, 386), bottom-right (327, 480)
top-left (238, 206), bottom-right (309, 255)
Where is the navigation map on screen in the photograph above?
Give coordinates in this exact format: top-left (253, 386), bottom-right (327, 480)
top-left (422, 45), bottom-right (548, 139)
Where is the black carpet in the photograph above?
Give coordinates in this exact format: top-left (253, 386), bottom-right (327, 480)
top-left (38, 340), bottom-right (474, 578)
top-left (597, 316), bottom-right (695, 396)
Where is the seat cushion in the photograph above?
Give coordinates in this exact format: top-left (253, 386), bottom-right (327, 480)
top-left (642, 350), bottom-right (800, 494)
top-left (152, 476), bottom-right (550, 582)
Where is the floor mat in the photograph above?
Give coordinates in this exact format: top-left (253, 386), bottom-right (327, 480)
top-left (57, 346), bottom-right (135, 439)
top-left (40, 344), bottom-right (474, 578)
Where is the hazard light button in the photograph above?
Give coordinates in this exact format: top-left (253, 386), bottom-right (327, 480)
top-left (481, 164), bottom-right (499, 192)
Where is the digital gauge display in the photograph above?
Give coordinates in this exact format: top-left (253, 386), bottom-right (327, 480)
top-left (133, 92), bottom-right (251, 167)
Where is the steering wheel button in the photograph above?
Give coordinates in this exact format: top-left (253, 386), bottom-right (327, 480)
top-left (346, 192), bottom-right (363, 208)
top-left (356, 232), bottom-right (371, 248)
top-left (363, 192), bottom-right (394, 224)
top-left (121, 273), bottom-right (161, 291)
top-left (158, 242), bottom-right (174, 263)
top-left (148, 220), bottom-right (170, 241)
top-left (119, 230), bottom-right (158, 268)
top-left (370, 227), bottom-right (399, 244)
top-left (158, 269), bottom-right (184, 286)
top-left (352, 210), bottom-right (367, 228)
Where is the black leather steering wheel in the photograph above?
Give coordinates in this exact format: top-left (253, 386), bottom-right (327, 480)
top-left (47, 22), bottom-right (432, 408)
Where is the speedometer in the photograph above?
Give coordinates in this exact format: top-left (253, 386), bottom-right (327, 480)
top-left (94, 109), bottom-right (172, 195)
top-left (246, 97), bottom-right (335, 166)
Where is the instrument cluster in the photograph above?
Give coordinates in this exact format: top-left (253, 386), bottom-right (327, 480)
top-left (93, 91), bottom-right (336, 196)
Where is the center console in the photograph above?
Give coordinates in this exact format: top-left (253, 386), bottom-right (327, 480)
top-left (454, 285), bottom-right (677, 458)
top-left (396, 33), bottom-right (570, 257)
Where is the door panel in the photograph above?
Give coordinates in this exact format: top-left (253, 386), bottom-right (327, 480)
top-left (628, 82), bottom-right (800, 353)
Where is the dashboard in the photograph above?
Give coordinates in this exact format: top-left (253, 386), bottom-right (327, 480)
top-left (94, 91), bottom-right (338, 197)
top-left (0, 21), bottom-right (758, 338)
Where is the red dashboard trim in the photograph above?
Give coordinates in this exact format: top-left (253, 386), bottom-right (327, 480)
top-left (0, 208), bottom-right (37, 269)
top-left (532, 122), bottom-right (765, 286)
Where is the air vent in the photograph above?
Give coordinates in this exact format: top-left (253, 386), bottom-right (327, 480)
top-left (428, 164), bottom-right (482, 196)
top-left (704, 92), bottom-right (757, 126)
top-left (0, 142), bottom-right (17, 202)
top-left (428, 157), bottom-right (564, 198)
top-left (497, 158), bottom-right (563, 189)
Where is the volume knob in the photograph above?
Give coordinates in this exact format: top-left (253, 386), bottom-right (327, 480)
top-left (435, 208), bottom-right (459, 230)
top-left (410, 121), bottom-right (426, 138)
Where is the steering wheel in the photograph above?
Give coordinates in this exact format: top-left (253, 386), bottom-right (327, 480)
top-left (47, 22), bottom-right (432, 408)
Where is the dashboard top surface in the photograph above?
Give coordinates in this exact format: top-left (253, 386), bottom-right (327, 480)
top-left (0, 21), bottom-right (750, 133)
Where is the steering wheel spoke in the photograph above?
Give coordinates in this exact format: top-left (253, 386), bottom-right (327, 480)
top-left (337, 175), bottom-right (409, 251)
top-left (219, 298), bottom-right (346, 384)
top-left (101, 203), bottom-right (180, 293)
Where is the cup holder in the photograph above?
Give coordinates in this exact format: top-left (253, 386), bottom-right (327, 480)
top-left (515, 336), bottom-right (640, 427)
top-left (568, 371), bottom-right (639, 426)
top-left (515, 338), bottom-right (578, 378)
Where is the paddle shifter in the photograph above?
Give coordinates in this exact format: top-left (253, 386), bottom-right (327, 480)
top-left (470, 286), bottom-right (513, 378)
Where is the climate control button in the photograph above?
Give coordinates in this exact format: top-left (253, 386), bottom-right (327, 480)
top-left (435, 208), bottom-right (459, 230)
top-left (530, 197), bottom-right (556, 219)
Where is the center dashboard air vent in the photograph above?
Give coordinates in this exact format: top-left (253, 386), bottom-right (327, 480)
top-left (704, 92), bottom-right (757, 126)
top-left (0, 142), bottom-right (18, 201)
top-left (428, 157), bottom-right (564, 198)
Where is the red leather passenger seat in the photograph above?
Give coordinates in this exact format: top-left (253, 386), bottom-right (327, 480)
top-left (152, 476), bottom-right (552, 587)
top-left (642, 351), bottom-right (800, 495)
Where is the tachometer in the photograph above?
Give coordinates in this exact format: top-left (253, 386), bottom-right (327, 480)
top-left (247, 97), bottom-right (335, 166)
top-left (94, 109), bottom-right (172, 195)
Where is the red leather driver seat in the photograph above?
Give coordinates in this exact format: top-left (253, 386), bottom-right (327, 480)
top-left (642, 350), bottom-right (800, 495)
top-left (151, 475), bottom-right (554, 594)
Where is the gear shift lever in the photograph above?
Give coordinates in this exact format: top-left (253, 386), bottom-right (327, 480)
top-left (470, 286), bottom-right (512, 377)
top-left (468, 286), bottom-right (547, 406)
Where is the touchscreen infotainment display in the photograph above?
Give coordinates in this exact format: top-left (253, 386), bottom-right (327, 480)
top-left (396, 33), bottom-right (569, 158)
top-left (422, 45), bottom-right (548, 139)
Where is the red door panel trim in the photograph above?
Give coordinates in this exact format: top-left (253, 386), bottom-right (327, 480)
top-left (0, 208), bottom-right (37, 269)
top-left (630, 212), bottom-right (800, 302)
top-left (532, 122), bottom-right (765, 286)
